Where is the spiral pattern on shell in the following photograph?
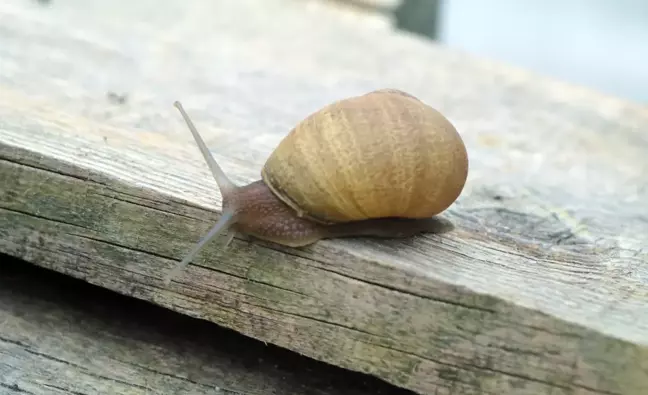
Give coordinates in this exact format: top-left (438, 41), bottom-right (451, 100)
top-left (261, 89), bottom-right (468, 224)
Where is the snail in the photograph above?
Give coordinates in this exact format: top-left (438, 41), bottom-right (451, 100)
top-left (164, 89), bottom-right (468, 285)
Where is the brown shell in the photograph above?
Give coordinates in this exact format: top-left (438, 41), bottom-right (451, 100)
top-left (261, 89), bottom-right (469, 224)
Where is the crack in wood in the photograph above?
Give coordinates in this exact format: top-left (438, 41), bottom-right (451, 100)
top-left (256, 242), bottom-right (500, 314)
top-left (0, 383), bottom-right (36, 395)
top-left (21, 348), bottom-right (154, 391)
top-left (94, 190), bottom-right (204, 222)
top-left (42, 383), bottom-right (89, 395)
top-left (112, 359), bottom-right (229, 391)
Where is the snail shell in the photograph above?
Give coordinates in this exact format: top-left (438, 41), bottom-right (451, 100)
top-left (261, 89), bottom-right (469, 224)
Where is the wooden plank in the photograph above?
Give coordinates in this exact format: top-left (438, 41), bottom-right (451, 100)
top-left (0, 255), bottom-right (413, 395)
top-left (1, 0), bottom-right (647, 394)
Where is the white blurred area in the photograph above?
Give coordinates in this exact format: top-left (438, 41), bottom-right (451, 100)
top-left (437, 0), bottom-right (648, 103)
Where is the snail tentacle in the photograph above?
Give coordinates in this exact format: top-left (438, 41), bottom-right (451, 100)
top-left (164, 209), bottom-right (237, 285)
top-left (174, 101), bottom-right (237, 197)
top-left (165, 102), bottom-right (241, 285)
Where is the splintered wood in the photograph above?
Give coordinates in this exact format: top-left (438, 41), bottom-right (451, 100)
top-left (1, 0), bottom-right (647, 394)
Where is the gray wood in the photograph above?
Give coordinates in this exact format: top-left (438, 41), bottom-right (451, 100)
top-left (0, 256), bottom-right (413, 395)
top-left (1, 0), bottom-right (647, 394)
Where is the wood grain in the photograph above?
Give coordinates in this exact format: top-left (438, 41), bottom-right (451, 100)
top-left (0, 255), bottom-right (413, 395)
top-left (1, 0), bottom-right (647, 394)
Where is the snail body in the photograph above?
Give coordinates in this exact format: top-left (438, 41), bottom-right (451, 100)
top-left (164, 89), bottom-right (468, 285)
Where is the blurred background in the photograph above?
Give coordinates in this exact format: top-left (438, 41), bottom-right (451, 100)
top-left (332, 0), bottom-right (648, 104)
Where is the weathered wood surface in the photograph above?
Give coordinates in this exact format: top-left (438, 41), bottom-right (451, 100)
top-left (1, 0), bottom-right (647, 394)
top-left (0, 255), bottom-right (410, 395)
